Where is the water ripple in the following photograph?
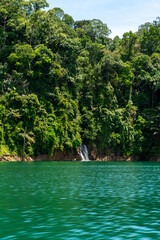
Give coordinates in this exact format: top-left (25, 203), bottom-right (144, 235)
top-left (0, 162), bottom-right (160, 239)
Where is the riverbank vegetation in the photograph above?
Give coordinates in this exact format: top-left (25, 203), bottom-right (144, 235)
top-left (0, 0), bottom-right (160, 159)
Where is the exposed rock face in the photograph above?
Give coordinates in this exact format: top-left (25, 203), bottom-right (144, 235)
top-left (0, 155), bottom-right (29, 162)
top-left (0, 150), bottom-right (81, 162)
top-left (0, 147), bottom-right (160, 162)
top-left (148, 156), bottom-right (160, 162)
top-left (88, 145), bottom-right (139, 161)
top-left (32, 149), bottom-right (81, 161)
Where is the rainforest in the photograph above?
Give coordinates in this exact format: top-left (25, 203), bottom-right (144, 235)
top-left (0, 0), bottom-right (160, 160)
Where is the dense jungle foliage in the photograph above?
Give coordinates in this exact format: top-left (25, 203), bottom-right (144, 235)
top-left (0, 0), bottom-right (160, 158)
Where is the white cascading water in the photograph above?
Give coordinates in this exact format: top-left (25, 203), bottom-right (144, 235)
top-left (79, 144), bottom-right (90, 161)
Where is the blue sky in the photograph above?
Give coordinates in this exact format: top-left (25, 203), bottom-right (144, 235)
top-left (46, 0), bottom-right (160, 38)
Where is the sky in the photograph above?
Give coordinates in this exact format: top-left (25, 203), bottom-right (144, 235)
top-left (46, 0), bottom-right (160, 38)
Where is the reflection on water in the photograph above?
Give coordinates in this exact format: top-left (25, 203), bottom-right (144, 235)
top-left (0, 161), bottom-right (160, 239)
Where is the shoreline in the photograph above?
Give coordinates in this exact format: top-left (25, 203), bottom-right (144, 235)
top-left (0, 153), bottom-right (160, 162)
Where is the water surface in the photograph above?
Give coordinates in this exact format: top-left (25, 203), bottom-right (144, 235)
top-left (0, 161), bottom-right (160, 239)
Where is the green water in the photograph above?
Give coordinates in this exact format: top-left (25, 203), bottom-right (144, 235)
top-left (0, 161), bottom-right (160, 240)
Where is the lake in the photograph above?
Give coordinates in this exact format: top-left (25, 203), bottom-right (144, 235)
top-left (0, 161), bottom-right (160, 239)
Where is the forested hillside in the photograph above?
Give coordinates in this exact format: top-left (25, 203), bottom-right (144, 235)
top-left (0, 0), bottom-right (160, 159)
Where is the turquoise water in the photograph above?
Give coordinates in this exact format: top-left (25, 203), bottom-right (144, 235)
top-left (0, 161), bottom-right (160, 240)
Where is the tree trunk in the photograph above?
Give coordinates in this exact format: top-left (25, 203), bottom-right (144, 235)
top-left (22, 126), bottom-right (27, 161)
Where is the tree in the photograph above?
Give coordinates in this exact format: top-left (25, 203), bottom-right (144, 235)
top-left (51, 8), bottom-right (64, 20)
top-left (109, 36), bottom-right (120, 52)
top-left (120, 31), bottom-right (138, 61)
top-left (30, 44), bottom-right (54, 93)
top-left (140, 26), bottom-right (160, 55)
top-left (0, 0), bottom-right (27, 61)
top-left (62, 14), bottom-right (74, 27)
top-left (132, 54), bottom-right (157, 109)
top-left (25, 0), bottom-right (49, 45)
top-left (75, 19), bottom-right (111, 43)
top-left (0, 0), bottom-right (23, 38)
top-left (8, 44), bottom-right (35, 93)
top-left (8, 44), bottom-right (35, 73)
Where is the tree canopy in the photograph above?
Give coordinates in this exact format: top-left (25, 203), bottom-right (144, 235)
top-left (0, 0), bottom-right (160, 159)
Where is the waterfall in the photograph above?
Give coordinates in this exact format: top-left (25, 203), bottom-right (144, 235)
top-left (79, 144), bottom-right (90, 161)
